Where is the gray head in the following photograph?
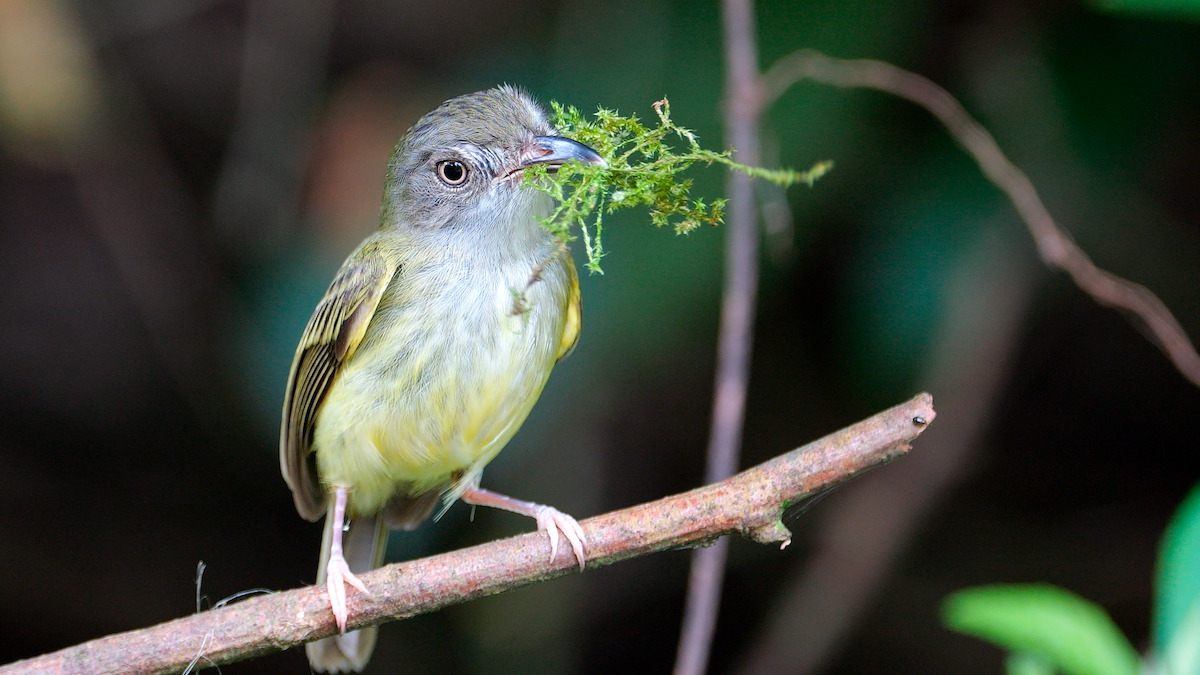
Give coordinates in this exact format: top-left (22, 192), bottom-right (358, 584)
top-left (380, 86), bottom-right (603, 234)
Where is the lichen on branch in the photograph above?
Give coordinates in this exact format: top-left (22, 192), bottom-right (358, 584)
top-left (526, 98), bottom-right (833, 274)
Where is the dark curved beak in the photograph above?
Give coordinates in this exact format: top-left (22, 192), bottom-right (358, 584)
top-left (523, 136), bottom-right (607, 173)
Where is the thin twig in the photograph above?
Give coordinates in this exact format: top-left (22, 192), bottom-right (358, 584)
top-left (760, 49), bottom-right (1200, 389)
top-left (0, 395), bottom-right (934, 675)
top-left (674, 0), bottom-right (764, 673)
top-left (511, 237), bottom-right (570, 316)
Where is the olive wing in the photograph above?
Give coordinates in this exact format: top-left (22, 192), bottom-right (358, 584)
top-left (280, 246), bottom-right (400, 521)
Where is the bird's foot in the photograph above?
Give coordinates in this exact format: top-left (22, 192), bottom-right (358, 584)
top-left (460, 486), bottom-right (587, 570)
top-left (326, 553), bottom-right (371, 634)
top-left (532, 504), bottom-right (587, 570)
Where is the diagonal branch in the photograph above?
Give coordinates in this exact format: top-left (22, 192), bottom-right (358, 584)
top-left (760, 49), bottom-right (1200, 389)
top-left (0, 394), bottom-right (934, 675)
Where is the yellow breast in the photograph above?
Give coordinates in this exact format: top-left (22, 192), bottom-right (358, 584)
top-left (311, 244), bottom-right (574, 517)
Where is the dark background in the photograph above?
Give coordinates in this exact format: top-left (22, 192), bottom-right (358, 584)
top-left (1, 0), bottom-right (1198, 673)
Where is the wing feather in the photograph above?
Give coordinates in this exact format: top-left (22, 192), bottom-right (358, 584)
top-left (280, 243), bottom-right (400, 521)
top-left (556, 251), bottom-right (582, 361)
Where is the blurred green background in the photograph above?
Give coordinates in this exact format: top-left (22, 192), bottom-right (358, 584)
top-left (0, 0), bottom-right (1198, 673)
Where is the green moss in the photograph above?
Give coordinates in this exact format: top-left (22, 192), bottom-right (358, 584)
top-left (527, 99), bottom-right (833, 274)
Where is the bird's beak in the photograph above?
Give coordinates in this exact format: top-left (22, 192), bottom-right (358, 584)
top-left (523, 136), bottom-right (607, 173)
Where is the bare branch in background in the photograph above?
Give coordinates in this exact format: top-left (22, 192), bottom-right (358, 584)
top-left (736, 43), bottom-right (1200, 674)
top-left (211, 0), bottom-right (336, 255)
top-left (761, 49), bottom-right (1200, 389)
top-left (674, 0), bottom-right (764, 673)
top-left (0, 395), bottom-right (934, 675)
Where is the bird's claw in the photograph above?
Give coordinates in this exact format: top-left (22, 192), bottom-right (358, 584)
top-left (326, 555), bottom-right (371, 634)
top-left (534, 505), bottom-right (587, 570)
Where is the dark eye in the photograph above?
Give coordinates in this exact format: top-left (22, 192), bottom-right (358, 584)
top-left (436, 160), bottom-right (467, 186)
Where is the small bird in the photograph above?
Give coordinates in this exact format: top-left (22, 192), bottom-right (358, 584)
top-left (280, 86), bottom-right (604, 673)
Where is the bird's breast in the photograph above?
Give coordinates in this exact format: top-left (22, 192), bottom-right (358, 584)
top-left (312, 244), bottom-right (570, 515)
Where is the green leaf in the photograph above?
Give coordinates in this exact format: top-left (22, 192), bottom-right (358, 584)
top-left (1007, 652), bottom-right (1057, 675)
top-left (1163, 600), bottom-right (1200, 675)
top-left (1155, 481), bottom-right (1200, 674)
top-left (943, 584), bottom-right (1140, 675)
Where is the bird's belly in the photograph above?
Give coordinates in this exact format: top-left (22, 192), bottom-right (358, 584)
top-left (311, 269), bottom-right (563, 516)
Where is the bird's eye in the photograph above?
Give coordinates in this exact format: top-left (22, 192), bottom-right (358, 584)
top-left (436, 160), bottom-right (468, 186)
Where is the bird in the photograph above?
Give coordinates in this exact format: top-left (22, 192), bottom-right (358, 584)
top-left (280, 85), bottom-right (604, 673)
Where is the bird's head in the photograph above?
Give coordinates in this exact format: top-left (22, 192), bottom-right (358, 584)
top-left (381, 86), bottom-right (604, 237)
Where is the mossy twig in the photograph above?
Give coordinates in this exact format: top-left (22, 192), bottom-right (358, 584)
top-left (526, 98), bottom-right (832, 274)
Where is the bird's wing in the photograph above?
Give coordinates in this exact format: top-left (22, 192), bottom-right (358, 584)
top-left (556, 251), bottom-right (582, 361)
top-left (281, 242), bottom-right (400, 521)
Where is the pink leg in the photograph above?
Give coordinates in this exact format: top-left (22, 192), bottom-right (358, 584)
top-left (461, 486), bottom-right (587, 570)
top-left (326, 487), bottom-right (372, 633)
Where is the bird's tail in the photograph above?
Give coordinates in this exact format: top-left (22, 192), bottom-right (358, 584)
top-left (307, 506), bottom-right (388, 673)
